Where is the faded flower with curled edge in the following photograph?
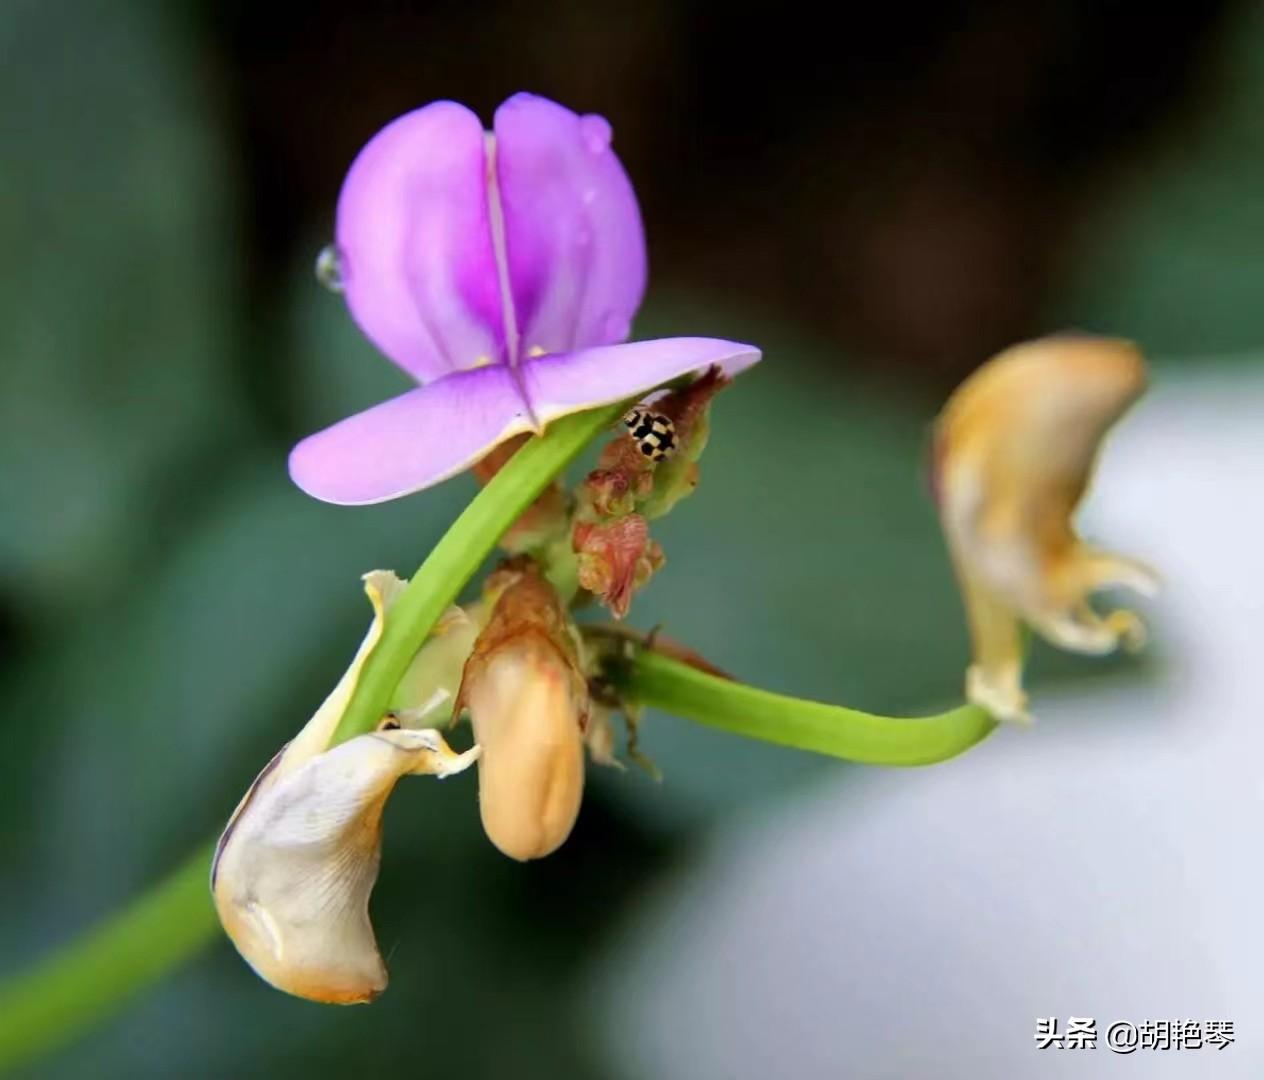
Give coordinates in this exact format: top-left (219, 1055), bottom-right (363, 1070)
top-left (211, 572), bottom-right (480, 1003)
top-left (932, 335), bottom-right (1159, 723)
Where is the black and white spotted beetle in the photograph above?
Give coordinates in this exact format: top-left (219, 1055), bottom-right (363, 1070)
top-left (621, 406), bottom-right (678, 462)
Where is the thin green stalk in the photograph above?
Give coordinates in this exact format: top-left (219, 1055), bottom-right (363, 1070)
top-left (331, 401), bottom-right (629, 745)
top-left (611, 648), bottom-right (997, 766)
top-left (0, 843), bottom-right (218, 1075)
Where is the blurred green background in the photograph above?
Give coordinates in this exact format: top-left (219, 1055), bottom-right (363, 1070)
top-left (2, 1), bottom-right (1262, 1076)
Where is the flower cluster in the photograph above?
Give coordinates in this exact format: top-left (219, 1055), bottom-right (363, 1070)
top-left (213, 93), bottom-right (1158, 1006)
top-left (215, 93), bottom-right (757, 1002)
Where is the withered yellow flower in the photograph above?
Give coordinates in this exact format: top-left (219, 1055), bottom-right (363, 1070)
top-left (933, 335), bottom-right (1159, 723)
top-left (458, 568), bottom-right (589, 861)
top-left (212, 571), bottom-right (479, 1004)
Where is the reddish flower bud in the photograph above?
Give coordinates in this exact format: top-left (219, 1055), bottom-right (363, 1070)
top-left (574, 514), bottom-right (663, 618)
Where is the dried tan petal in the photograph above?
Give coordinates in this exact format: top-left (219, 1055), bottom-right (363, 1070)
top-left (934, 335), bottom-right (1157, 722)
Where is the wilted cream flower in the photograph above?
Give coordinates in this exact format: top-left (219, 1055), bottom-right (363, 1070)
top-left (212, 571), bottom-right (479, 1004)
top-left (457, 568), bottom-right (589, 861)
top-left (933, 335), bottom-right (1159, 723)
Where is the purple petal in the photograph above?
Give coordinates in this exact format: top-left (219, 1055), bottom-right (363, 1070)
top-left (494, 93), bottom-right (647, 359)
top-left (336, 102), bottom-right (507, 383)
top-left (289, 367), bottom-right (534, 505)
top-left (521, 337), bottom-right (761, 425)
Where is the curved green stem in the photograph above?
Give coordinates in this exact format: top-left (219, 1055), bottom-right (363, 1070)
top-left (611, 648), bottom-right (997, 766)
top-left (0, 843), bottom-right (218, 1075)
top-left (331, 400), bottom-right (629, 745)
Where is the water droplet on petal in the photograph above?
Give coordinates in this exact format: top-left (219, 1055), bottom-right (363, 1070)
top-left (578, 114), bottom-right (612, 155)
top-left (602, 312), bottom-right (631, 341)
top-left (315, 244), bottom-right (345, 293)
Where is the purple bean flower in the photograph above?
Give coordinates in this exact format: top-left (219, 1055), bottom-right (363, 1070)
top-left (290, 92), bottom-right (762, 505)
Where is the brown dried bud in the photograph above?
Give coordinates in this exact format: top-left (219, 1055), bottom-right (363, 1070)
top-left (573, 514), bottom-right (663, 618)
top-left (582, 468), bottom-right (639, 518)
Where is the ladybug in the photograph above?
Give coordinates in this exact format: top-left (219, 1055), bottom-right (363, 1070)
top-left (621, 407), bottom-right (678, 462)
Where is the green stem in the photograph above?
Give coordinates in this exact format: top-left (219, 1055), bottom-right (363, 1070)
top-left (611, 648), bottom-right (997, 766)
top-left (332, 400), bottom-right (629, 745)
top-left (0, 843), bottom-right (218, 1076)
